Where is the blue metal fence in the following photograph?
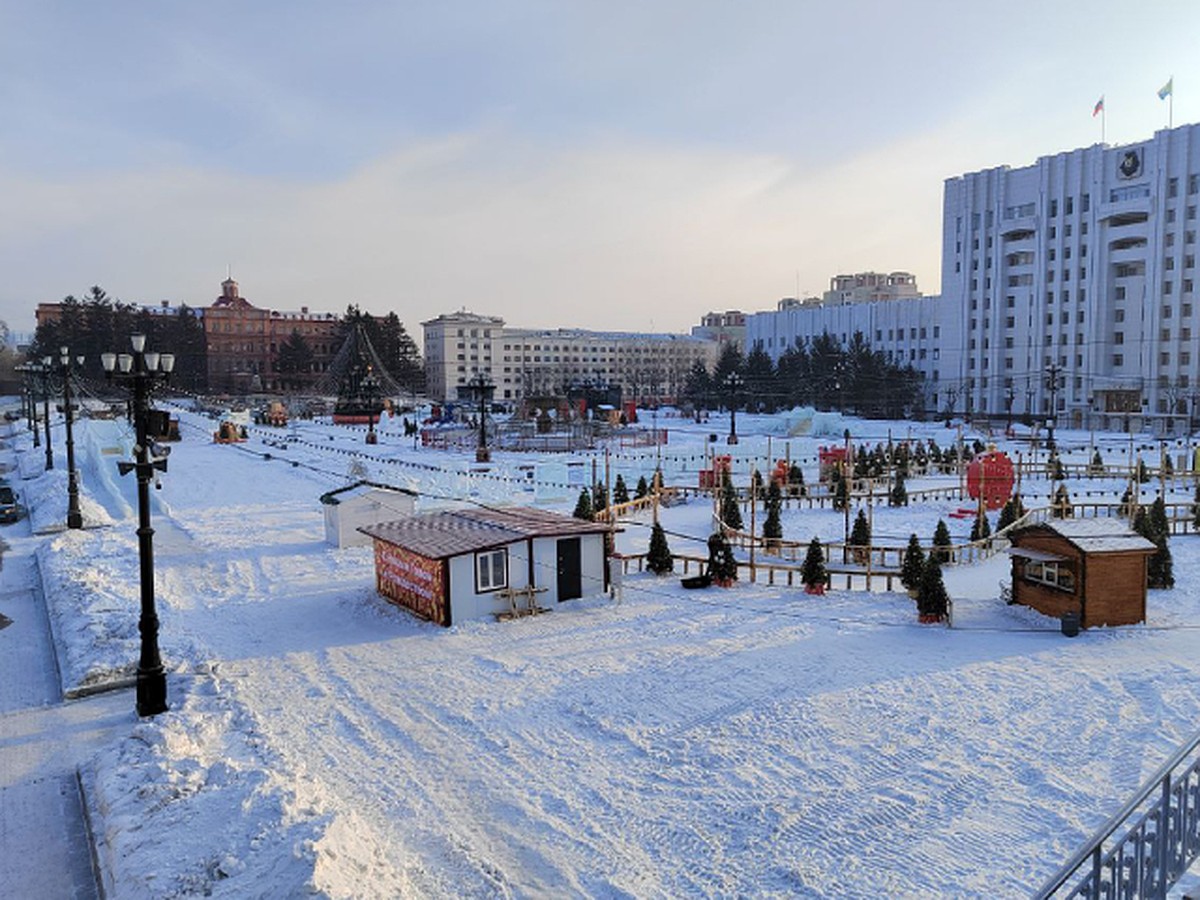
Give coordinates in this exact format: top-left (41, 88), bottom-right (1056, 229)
top-left (1035, 728), bottom-right (1200, 899)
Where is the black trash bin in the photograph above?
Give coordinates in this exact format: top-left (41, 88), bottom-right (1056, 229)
top-left (1061, 610), bottom-right (1081, 637)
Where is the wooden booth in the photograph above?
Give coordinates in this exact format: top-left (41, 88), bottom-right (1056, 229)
top-left (320, 481), bottom-right (417, 548)
top-left (359, 507), bottom-right (616, 626)
top-left (1006, 519), bottom-right (1156, 628)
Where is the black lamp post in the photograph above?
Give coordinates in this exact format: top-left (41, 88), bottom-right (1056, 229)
top-left (34, 359), bottom-right (54, 471)
top-left (101, 334), bottom-right (175, 717)
top-left (16, 364), bottom-right (40, 448)
top-left (460, 373), bottom-right (495, 463)
top-left (724, 372), bottom-right (743, 445)
top-left (1044, 363), bottom-right (1063, 452)
top-left (52, 347), bottom-right (85, 529)
top-left (1004, 386), bottom-right (1015, 435)
top-left (363, 369), bottom-right (380, 445)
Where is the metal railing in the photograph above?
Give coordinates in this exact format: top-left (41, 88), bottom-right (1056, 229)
top-left (1034, 727), bottom-right (1200, 899)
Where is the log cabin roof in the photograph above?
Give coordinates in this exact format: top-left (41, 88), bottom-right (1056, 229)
top-left (1010, 518), bottom-right (1156, 554)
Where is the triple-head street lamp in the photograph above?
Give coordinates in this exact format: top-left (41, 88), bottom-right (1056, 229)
top-left (101, 334), bottom-right (175, 718)
top-left (52, 347), bottom-right (85, 529)
top-left (15, 363), bottom-right (40, 449)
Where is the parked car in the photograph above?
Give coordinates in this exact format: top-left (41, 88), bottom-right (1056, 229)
top-left (0, 486), bottom-right (18, 523)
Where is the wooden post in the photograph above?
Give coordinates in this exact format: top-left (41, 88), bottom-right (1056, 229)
top-left (749, 466), bottom-right (757, 584)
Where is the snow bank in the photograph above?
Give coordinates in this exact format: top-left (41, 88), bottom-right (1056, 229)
top-left (85, 669), bottom-right (406, 899)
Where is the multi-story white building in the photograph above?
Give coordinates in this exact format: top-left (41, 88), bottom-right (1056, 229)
top-left (749, 122), bottom-right (1200, 432)
top-left (691, 310), bottom-right (747, 350)
top-left (823, 271), bottom-right (920, 306)
top-left (422, 311), bottom-right (720, 405)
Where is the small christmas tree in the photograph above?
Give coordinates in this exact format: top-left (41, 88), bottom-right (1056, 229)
top-left (970, 507), bottom-right (991, 543)
top-left (635, 475), bottom-right (649, 500)
top-left (889, 470), bottom-right (908, 507)
top-left (997, 493), bottom-right (1026, 531)
top-left (800, 537), bottom-right (827, 594)
top-left (752, 468), bottom-right (764, 494)
top-left (593, 482), bottom-right (609, 513)
top-left (1119, 485), bottom-right (1135, 518)
top-left (1052, 482), bottom-right (1073, 518)
top-left (1047, 453), bottom-right (1065, 481)
top-left (1088, 449), bottom-right (1104, 476)
top-left (850, 508), bottom-right (871, 562)
top-left (1137, 457), bottom-right (1150, 483)
top-left (917, 555), bottom-right (949, 622)
top-left (613, 474), bottom-right (630, 505)
top-left (1164, 454), bottom-right (1175, 477)
top-left (787, 462), bottom-right (806, 496)
top-left (573, 488), bottom-right (594, 522)
top-left (720, 471), bottom-right (743, 531)
top-left (646, 521), bottom-right (674, 575)
top-left (1147, 496), bottom-right (1175, 588)
top-left (901, 533), bottom-right (925, 594)
top-left (932, 519), bottom-right (952, 563)
top-left (762, 480), bottom-right (783, 544)
top-left (707, 532), bottom-right (738, 587)
top-left (832, 470), bottom-right (850, 512)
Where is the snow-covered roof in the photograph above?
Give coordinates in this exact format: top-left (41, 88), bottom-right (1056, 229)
top-left (1018, 518), bottom-right (1157, 554)
top-left (319, 480), bottom-right (416, 505)
top-left (359, 507), bottom-right (614, 558)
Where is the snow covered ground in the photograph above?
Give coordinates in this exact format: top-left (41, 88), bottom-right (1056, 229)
top-left (7, 405), bottom-right (1200, 897)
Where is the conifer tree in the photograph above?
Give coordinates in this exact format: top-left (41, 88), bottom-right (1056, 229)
top-left (970, 507), bottom-right (992, 542)
top-left (850, 508), bottom-right (871, 560)
top-left (763, 480), bottom-right (783, 542)
top-left (573, 488), bottom-right (594, 522)
top-left (1164, 454), bottom-right (1175, 477)
top-left (787, 462), bottom-right (806, 497)
top-left (592, 482), bottom-right (608, 513)
top-left (1048, 454), bottom-right (1065, 481)
top-left (890, 470), bottom-right (908, 507)
top-left (832, 470), bottom-right (849, 512)
top-left (917, 555), bottom-right (949, 621)
top-left (997, 493), bottom-right (1026, 531)
top-left (646, 521), bottom-right (673, 575)
top-left (800, 537), bottom-right (827, 592)
top-left (1148, 496), bottom-right (1175, 588)
top-left (635, 475), bottom-right (649, 500)
top-left (932, 519), bottom-right (952, 563)
top-left (1137, 457), bottom-right (1150, 483)
top-left (1088, 449), bottom-right (1104, 476)
top-left (752, 468), bottom-right (764, 494)
top-left (1052, 482), bottom-right (1073, 518)
top-left (1120, 485), bottom-right (1135, 518)
top-left (707, 532), bottom-right (738, 586)
top-left (901, 533), bottom-right (925, 594)
top-left (613, 474), bottom-right (630, 506)
top-left (720, 471), bottom-right (743, 531)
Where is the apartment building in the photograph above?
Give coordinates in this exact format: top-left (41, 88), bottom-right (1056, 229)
top-left (422, 311), bottom-right (720, 405)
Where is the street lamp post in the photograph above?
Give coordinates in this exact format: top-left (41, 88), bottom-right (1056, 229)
top-left (461, 374), bottom-right (495, 463)
top-left (16, 364), bottom-right (39, 448)
top-left (725, 372), bottom-right (743, 445)
top-left (1045, 363), bottom-right (1063, 452)
top-left (53, 347), bottom-right (85, 529)
top-left (101, 334), bottom-right (175, 718)
top-left (363, 369), bottom-right (380, 445)
top-left (35, 359), bottom-right (54, 470)
top-left (1005, 386), bottom-right (1015, 436)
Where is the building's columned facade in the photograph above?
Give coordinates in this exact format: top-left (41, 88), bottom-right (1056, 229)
top-left (422, 311), bottom-right (720, 405)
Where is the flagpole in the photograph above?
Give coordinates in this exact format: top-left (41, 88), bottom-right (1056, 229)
top-left (1102, 105), bottom-right (1106, 144)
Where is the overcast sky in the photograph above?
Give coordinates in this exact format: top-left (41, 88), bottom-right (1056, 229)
top-left (3, 1), bottom-right (1199, 340)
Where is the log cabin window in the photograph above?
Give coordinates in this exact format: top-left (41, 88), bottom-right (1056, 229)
top-left (1023, 559), bottom-right (1075, 592)
top-left (476, 549), bottom-right (508, 592)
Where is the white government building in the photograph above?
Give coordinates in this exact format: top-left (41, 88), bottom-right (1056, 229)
top-left (422, 311), bottom-right (720, 405)
top-left (748, 121), bottom-right (1200, 434)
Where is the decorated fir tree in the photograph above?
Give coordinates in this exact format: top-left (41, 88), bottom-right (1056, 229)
top-left (592, 482), bottom-right (609, 513)
top-left (901, 533), bottom-right (925, 594)
top-left (646, 521), bottom-right (674, 575)
top-left (707, 532), bottom-right (738, 586)
top-left (573, 488), bottom-right (594, 522)
top-left (889, 470), bottom-right (908, 507)
top-left (762, 480), bottom-right (783, 544)
top-left (917, 555), bottom-right (949, 622)
top-left (997, 493), bottom-right (1026, 532)
top-left (1088, 448), bottom-right (1104, 476)
top-left (932, 519), bottom-right (952, 563)
top-left (1148, 496), bottom-right (1175, 589)
top-left (800, 537), bottom-right (827, 593)
top-left (787, 462), bottom-right (806, 496)
top-left (613, 474), bottom-right (630, 506)
top-left (832, 470), bottom-right (850, 512)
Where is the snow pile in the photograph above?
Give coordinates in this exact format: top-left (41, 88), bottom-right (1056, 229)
top-left (85, 669), bottom-right (406, 899)
top-left (36, 529), bottom-right (195, 693)
top-left (22, 465), bottom-right (116, 534)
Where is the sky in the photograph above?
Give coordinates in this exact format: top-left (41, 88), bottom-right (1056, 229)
top-left (3, 1), bottom-right (1200, 343)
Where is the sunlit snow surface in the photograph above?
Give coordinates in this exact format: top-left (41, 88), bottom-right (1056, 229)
top-left (28, 407), bottom-right (1200, 898)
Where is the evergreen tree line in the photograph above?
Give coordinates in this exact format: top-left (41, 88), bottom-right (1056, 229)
top-left (682, 333), bottom-right (926, 418)
top-left (31, 289), bottom-right (425, 396)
